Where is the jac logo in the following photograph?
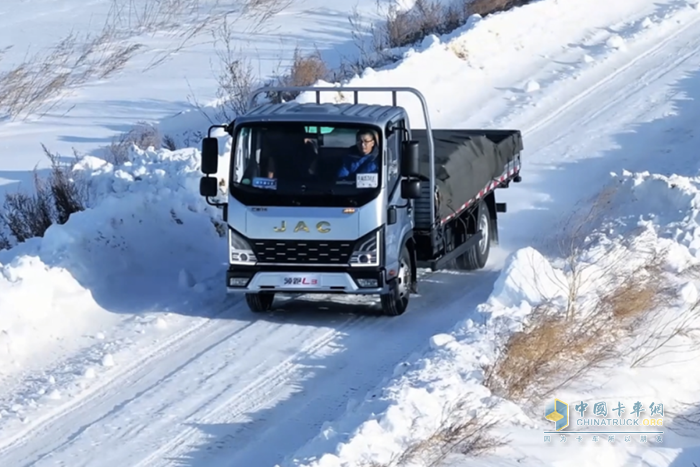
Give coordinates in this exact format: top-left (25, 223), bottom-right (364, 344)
top-left (273, 220), bottom-right (330, 233)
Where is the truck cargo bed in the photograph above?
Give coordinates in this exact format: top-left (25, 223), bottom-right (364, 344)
top-left (411, 129), bottom-right (522, 226)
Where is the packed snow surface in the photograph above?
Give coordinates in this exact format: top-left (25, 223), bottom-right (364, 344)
top-left (1, 0), bottom-right (700, 466)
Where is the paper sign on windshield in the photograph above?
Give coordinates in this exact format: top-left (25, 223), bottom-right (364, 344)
top-left (252, 177), bottom-right (277, 190)
top-left (356, 173), bottom-right (378, 188)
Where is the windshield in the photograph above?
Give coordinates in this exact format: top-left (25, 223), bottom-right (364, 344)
top-left (229, 122), bottom-right (383, 207)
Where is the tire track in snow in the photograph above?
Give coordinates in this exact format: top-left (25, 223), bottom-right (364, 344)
top-left (0, 265), bottom-right (499, 467)
top-left (522, 9), bottom-right (700, 140)
top-left (3, 6), bottom-right (700, 467)
top-left (0, 289), bottom-right (370, 466)
top-left (134, 268), bottom-right (500, 467)
top-left (0, 297), bottom-right (250, 457)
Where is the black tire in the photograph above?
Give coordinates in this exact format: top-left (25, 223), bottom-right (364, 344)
top-left (379, 244), bottom-right (412, 316)
top-left (456, 201), bottom-right (491, 270)
top-left (245, 292), bottom-right (275, 313)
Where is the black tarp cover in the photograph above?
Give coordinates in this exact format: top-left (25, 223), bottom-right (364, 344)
top-left (411, 129), bottom-right (523, 220)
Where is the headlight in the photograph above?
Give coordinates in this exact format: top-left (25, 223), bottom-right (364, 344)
top-left (229, 228), bottom-right (257, 265)
top-left (350, 229), bottom-right (380, 267)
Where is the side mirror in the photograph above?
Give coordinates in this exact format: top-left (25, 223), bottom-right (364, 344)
top-left (201, 137), bottom-right (219, 175)
top-left (199, 176), bottom-right (218, 197)
top-left (401, 179), bottom-right (421, 199)
top-left (400, 140), bottom-right (420, 177)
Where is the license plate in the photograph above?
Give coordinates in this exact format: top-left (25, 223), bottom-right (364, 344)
top-left (281, 275), bottom-right (320, 287)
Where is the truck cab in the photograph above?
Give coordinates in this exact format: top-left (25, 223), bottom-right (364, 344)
top-left (199, 86), bottom-right (523, 317)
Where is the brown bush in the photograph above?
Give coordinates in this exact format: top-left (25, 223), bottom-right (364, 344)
top-left (0, 145), bottom-right (87, 244)
top-left (107, 121), bottom-right (166, 165)
top-left (483, 243), bottom-right (671, 406)
top-left (379, 0), bottom-right (534, 50)
top-left (361, 400), bottom-right (506, 467)
top-left (264, 47), bottom-right (330, 103)
top-left (384, 0), bottom-right (447, 49)
top-left (468, 0), bottom-right (532, 17)
top-left (484, 303), bottom-right (617, 403)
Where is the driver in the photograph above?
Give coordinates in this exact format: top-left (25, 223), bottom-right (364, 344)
top-left (337, 129), bottom-right (379, 178)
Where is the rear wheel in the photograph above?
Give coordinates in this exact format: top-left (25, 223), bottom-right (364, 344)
top-left (380, 244), bottom-right (412, 316)
top-left (456, 201), bottom-right (491, 270)
top-left (245, 292), bottom-right (275, 313)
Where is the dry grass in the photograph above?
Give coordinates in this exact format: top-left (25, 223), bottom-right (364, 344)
top-left (210, 13), bottom-right (259, 120)
top-left (0, 28), bottom-right (143, 120)
top-left (377, 0), bottom-right (534, 51)
top-left (263, 47), bottom-right (330, 104)
top-left (482, 185), bottom-right (675, 405)
top-left (625, 293), bottom-right (700, 369)
top-left (107, 121), bottom-right (170, 164)
top-left (108, 0), bottom-right (201, 35)
top-left (483, 302), bottom-right (617, 403)
top-left (0, 0), bottom-right (291, 121)
top-left (212, 0), bottom-right (538, 113)
top-left (0, 145), bottom-right (87, 246)
top-left (468, 0), bottom-right (532, 17)
top-left (362, 400), bottom-right (507, 467)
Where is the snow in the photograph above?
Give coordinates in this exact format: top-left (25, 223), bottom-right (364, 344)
top-left (285, 167), bottom-right (700, 466)
top-left (1, 0), bottom-right (700, 465)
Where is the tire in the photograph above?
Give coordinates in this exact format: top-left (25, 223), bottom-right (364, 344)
top-left (379, 244), bottom-right (412, 316)
top-left (456, 201), bottom-right (491, 270)
top-left (245, 292), bottom-right (275, 313)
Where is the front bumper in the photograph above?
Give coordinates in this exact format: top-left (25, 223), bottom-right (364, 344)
top-left (226, 266), bottom-right (388, 294)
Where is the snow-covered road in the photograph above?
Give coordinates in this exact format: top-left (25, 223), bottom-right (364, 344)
top-left (2, 0), bottom-right (700, 466)
top-left (0, 266), bottom-right (507, 467)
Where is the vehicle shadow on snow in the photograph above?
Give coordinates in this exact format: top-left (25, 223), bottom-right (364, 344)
top-left (157, 268), bottom-right (501, 467)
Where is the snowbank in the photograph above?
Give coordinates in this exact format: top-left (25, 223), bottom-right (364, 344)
top-left (283, 167), bottom-right (700, 466)
top-left (0, 144), bottom-right (225, 376)
top-left (295, 0), bottom-right (692, 129)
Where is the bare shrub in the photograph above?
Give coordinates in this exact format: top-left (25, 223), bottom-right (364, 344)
top-left (484, 301), bottom-right (618, 404)
top-left (0, 145), bottom-right (86, 242)
top-left (163, 134), bottom-right (177, 150)
top-left (338, 0), bottom-right (535, 77)
top-left (625, 294), bottom-right (700, 369)
top-left (108, 0), bottom-right (201, 34)
top-left (384, 0), bottom-right (446, 48)
top-left (483, 185), bottom-right (673, 405)
top-left (264, 47), bottom-right (329, 103)
top-left (282, 48), bottom-right (328, 87)
top-left (0, 24), bottom-right (142, 120)
top-left (0, 231), bottom-right (10, 250)
top-left (1, 0), bottom-right (293, 121)
top-left (603, 266), bottom-right (665, 324)
top-left (468, 0), bottom-right (532, 17)
top-left (143, 0), bottom-right (293, 71)
top-left (212, 14), bottom-right (258, 121)
top-left (107, 121), bottom-right (165, 165)
top-left (339, 7), bottom-right (397, 77)
top-left (362, 400), bottom-right (506, 467)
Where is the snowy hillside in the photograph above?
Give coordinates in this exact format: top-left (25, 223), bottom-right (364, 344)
top-left (1, 0), bottom-right (700, 466)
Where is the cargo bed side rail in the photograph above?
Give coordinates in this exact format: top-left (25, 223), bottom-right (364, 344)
top-left (247, 85), bottom-right (437, 224)
top-left (441, 154), bottom-right (521, 225)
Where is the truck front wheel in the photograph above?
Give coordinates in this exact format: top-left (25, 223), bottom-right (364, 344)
top-left (245, 292), bottom-right (275, 313)
top-left (380, 245), bottom-right (412, 316)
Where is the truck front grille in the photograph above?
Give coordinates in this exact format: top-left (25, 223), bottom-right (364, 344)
top-left (251, 239), bottom-right (354, 264)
